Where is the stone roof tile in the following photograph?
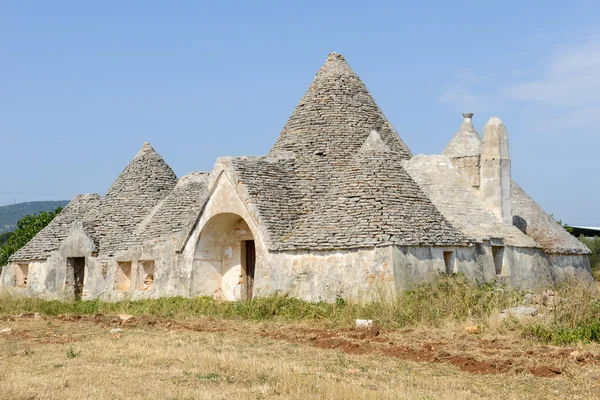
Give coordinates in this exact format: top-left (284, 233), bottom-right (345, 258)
top-left (405, 155), bottom-right (538, 248)
top-left (9, 194), bottom-right (101, 262)
top-left (94, 142), bottom-right (179, 255)
top-left (511, 181), bottom-right (590, 254)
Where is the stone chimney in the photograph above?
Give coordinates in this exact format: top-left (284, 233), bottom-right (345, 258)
top-left (442, 113), bottom-right (482, 187)
top-left (480, 117), bottom-right (512, 225)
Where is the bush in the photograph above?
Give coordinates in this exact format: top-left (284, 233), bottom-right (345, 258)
top-left (522, 278), bottom-right (600, 344)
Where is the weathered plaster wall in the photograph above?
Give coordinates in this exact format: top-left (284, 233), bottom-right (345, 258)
top-left (391, 245), bottom-right (494, 290)
top-left (548, 254), bottom-right (592, 283)
top-left (98, 237), bottom-right (186, 302)
top-left (499, 247), bottom-right (554, 290)
top-left (264, 247), bottom-right (395, 302)
top-left (0, 261), bottom-right (46, 296)
top-left (0, 223), bottom-right (97, 300)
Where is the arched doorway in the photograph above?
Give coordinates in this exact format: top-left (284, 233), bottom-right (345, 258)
top-left (192, 213), bottom-right (256, 300)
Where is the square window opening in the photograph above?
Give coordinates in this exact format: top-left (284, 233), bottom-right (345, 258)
top-left (115, 261), bottom-right (132, 291)
top-left (16, 264), bottom-right (29, 288)
top-left (136, 260), bottom-right (154, 291)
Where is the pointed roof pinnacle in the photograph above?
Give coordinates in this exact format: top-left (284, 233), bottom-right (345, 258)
top-left (270, 52), bottom-right (412, 162)
top-left (135, 141), bottom-right (156, 158)
top-left (482, 116), bottom-right (509, 159)
top-left (359, 130), bottom-right (392, 154)
top-left (442, 112), bottom-right (482, 158)
top-left (315, 52), bottom-right (357, 80)
top-left (106, 142), bottom-right (177, 199)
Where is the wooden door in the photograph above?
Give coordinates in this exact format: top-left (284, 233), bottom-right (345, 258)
top-left (245, 240), bottom-right (255, 300)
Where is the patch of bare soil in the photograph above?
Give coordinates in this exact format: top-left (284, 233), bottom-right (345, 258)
top-left (4, 313), bottom-right (597, 378)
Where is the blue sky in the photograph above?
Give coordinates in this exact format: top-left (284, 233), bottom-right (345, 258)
top-left (1, 1), bottom-right (599, 225)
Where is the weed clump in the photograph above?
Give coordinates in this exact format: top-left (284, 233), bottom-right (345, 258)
top-left (522, 278), bottom-right (600, 344)
top-left (0, 274), bottom-right (518, 329)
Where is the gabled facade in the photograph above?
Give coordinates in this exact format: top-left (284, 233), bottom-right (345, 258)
top-left (0, 53), bottom-right (591, 302)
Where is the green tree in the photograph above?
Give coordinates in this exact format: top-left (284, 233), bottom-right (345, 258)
top-left (579, 235), bottom-right (600, 278)
top-left (0, 232), bottom-right (12, 247)
top-left (0, 207), bottom-right (62, 267)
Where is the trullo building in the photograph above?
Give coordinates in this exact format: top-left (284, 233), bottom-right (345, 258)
top-left (0, 53), bottom-right (591, 302)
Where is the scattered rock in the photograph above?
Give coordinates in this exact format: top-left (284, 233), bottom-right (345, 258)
top-left (522, 293), bottom-right (533, 305)
top-left (499, 307), bottom-right (538, 319)
top-left (0, 328), bottom-right (11, 334)
top-left (570, 350), bottom-right (586, 362)
top-left (118, 314), bottom-right (134, 323)
top-left (465, 325), bottom-right (479, 334)
top-left (110, 328), bottom-right (124, 334)
top-left (355, 319), bottom-right (373, 329)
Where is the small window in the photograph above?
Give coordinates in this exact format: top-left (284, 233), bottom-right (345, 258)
top-left (136, 260), bottom-right (154, 291)
top-left (115, 261), bottom-right (132, 291)
top-left (443, 251), bottom-right (455, 274)
top-left (492, 246), bottom-right (505, 275)
top-left (16, 264), bottom-right (29, 288)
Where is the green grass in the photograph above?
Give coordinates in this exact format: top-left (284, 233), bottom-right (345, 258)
top-left (7, 273), bottom-right (600, 344)
top-left (0, 274), bottom-right (521, 329)
top-left (522, 322), bottom-right (600, 345)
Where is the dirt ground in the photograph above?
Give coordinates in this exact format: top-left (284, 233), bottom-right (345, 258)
top-left (1, 313), bottom-right (600, 399)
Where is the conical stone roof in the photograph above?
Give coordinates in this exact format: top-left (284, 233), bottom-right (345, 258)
top-left (278, 131), bottom-right (467, 250)
top-left (9, 194), bottom-right (101, 262)
top-left (96, 142), bottom-right (178, 255)
top-left (270, 52), bottom-right (411, 162)
top-left (105, 142), bottom-right (177, 199)
top-left (442, 113), bottom-right (481, 158)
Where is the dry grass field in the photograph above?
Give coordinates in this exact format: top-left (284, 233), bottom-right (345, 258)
top-left (2, 313), bottom-right (600, 399)
top-left (2, 275), bottom-right (600, 399)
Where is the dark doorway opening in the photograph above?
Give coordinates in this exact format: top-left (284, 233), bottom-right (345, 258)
top-left (243, 240), bottom-right (256, 300)
top-left (66, 257), bottom-right (85, 301)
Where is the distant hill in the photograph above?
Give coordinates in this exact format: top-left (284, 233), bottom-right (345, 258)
top-left (0, 201), bottom-right (69, 234)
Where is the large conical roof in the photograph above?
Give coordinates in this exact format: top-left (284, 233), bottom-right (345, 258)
top-left (270, 52), bottom-right (411, 162)
top-left (442, 113), bottom-right (481, 158)
top-left (256, 53), bottom-right (413, 241)
top-left (277, 131), bottom-right (467, 250)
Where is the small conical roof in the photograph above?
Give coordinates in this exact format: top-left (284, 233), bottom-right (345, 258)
top-left (106, 142), bottom-right (177, 199)
top-left (99, 142), bottom-right (178, 255)
top-left (270, 52), bottom-right (411, 163)
top-left (442, 113), bottom-right (481, 158)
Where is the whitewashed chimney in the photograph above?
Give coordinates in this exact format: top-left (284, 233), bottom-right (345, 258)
top-left (480, 117), bottom-right (512, 225)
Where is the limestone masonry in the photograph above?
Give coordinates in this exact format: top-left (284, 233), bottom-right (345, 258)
top-left (0, 53), bottom-right (591, 301)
